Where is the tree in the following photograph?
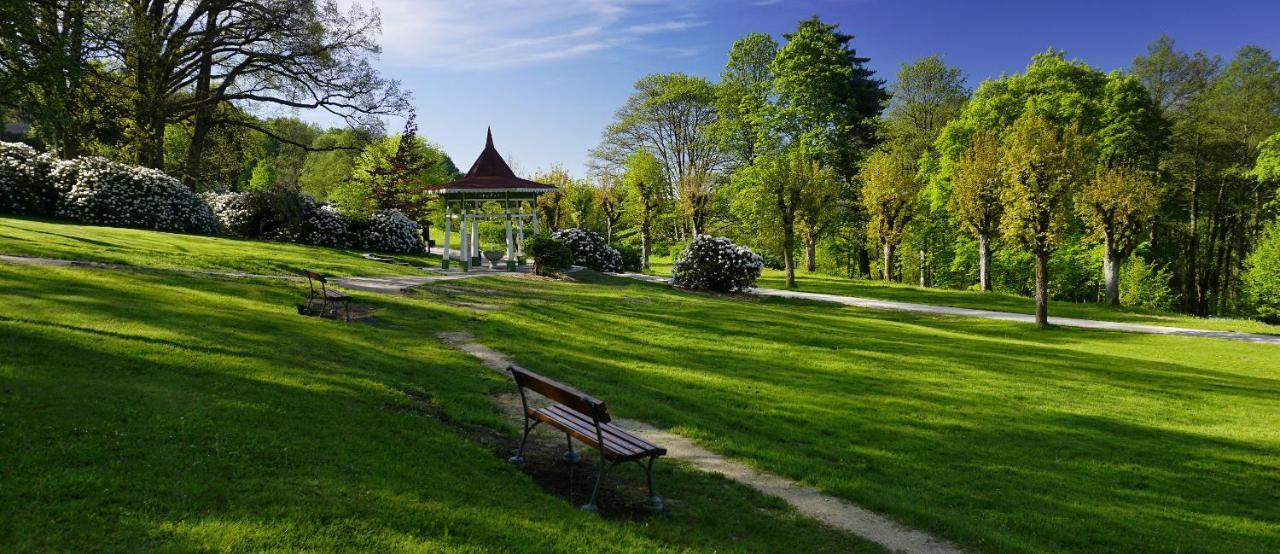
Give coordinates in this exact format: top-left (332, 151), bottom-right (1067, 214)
top-left (714, 32), bottom-right (778, 168)
top-left (594, 73), bottom-right (720, 234)
top-left (620, 151), bottom-right (668, 269)
top-left (1255, 132), bottom-right (1280, 185)
top-left (861, 148), bottom-right (921, 281)
top-left (1077, 167), bottom-right (1162, 305)
top-left (949, 132), bottom-right (1004, 291)
top-left (1000, 112), bottom-right (1087, 328)
top-left (739, 147), bottom-right (835, 287)
top-left (532, 164), bottom-right (574, 231)
top-left (561, 178), bottom-right (599, 231)
top-left (768, 16), bottom-right (887, 277)
top-left (596, 170), bottom-right (625, 243)
top-left (103, 0), bottom-right (407, 174)
top-left (337, 119), bottom-right (460, 216)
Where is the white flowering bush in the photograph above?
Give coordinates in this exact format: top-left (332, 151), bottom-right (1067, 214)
top-left (301, 200), bottom-right (349, 248)
top-left (551, 228), bottom-right (622, 272)
top-left (0, 142), bottom-right (57, 215)
top-left (671, 235), bottom-right (764, 292)
top-left (52, 157), bottom-right (216, 234)
top-left (201, 191), bottom-right (256, 236)
top-left (352, 209), bottom-right (423, 253)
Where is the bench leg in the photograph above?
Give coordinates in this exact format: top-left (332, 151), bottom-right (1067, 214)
top-left (563, 433), bottom-right (581, 464)
top-left (344, 298), bottom-right (351, 322)
top-left (583, 452), bottom-right (610, 513)
top-left (643, 456), bottom-right (663, 512)
top-left (508, 418), bottom-right (538, 468)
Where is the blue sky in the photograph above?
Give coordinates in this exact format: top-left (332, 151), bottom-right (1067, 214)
top-left (319, 0), bottom-right (1280, 177)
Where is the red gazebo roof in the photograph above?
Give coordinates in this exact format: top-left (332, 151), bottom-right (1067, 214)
top-left (428, 129), bottom-right (557, 194)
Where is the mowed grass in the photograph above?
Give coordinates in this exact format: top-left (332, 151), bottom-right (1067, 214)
top-left (443, 272), bottom-right (1280, 553)
top-left (0, 263), bottom-right (878, 551)
top-left (0, 216), bottom-right (439, 277)
top-left (644, 256), bottom-right (1280, 336)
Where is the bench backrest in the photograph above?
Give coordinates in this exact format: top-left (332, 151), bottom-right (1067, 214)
top-left (509, 365), bottom-right (611, 423)
top-left (303, 270), bottom-right (328, 296)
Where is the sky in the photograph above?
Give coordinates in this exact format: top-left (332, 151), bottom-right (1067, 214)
top-left (313, 0), bottom-right (1280, 178)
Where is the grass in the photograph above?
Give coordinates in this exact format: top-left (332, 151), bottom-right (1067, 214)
top-left (0, 262), bottom-right (878, 551)
top-left (439, 272), bottom-right (1280, 553)
top-left (644, 256), bottom-right (1280, 336)
top-left (0, 216), bottom-right (440, 277)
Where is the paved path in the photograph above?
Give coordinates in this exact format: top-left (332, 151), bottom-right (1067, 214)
top-left (437, 330), bottom-right (963, 554)
top-left (618, 273), bottom-right (1280, 345)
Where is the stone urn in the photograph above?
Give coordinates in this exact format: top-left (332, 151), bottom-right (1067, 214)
top-left (482, 250), bottom-right (505, 269)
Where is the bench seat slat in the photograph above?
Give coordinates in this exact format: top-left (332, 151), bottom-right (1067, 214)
top-left (323, 289), bottom-right (350, 299)
top-left (541, 405), bottom-right (664, 455)
top-left (530, 404), bottom-right (666, 462)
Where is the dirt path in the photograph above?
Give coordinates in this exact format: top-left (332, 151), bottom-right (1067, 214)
top-left (437, 330), bottom-right (964, 554)
top-left (618, 273), bottom-right (1280, 345)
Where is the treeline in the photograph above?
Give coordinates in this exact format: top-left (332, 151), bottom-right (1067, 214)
top-left (0, 0), bottom-right (462, 218)
top-left (553, 18), bottom-right (1279, 324)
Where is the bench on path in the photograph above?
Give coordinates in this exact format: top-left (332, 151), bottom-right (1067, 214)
top-left (507, 365), bottom-right (666, 513)
top-left (302, 270), bottom-right (351, 322)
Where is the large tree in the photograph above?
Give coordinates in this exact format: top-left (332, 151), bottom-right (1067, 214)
top-left (860, 148), bottom-right (920, 281)
top-left (739, 146), bottom-right (835, 287)
top-left (620, 151), bottom-right (668, 269)
top-left (104, 0), bottom-right (407, 177)
top-left (1077, 167), bottom-right (1162, 305)
top-left (1000, 112), bottom-right (1088, 328)
top-left (949, 132), bottom-right (1003, 291)
top-left (714, 32), bottom-right (777, 168)
top-left (768, 16), bottom-right (887, 276)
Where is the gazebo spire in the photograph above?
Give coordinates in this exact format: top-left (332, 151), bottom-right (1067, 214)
top-left (486, 126), bottom-right (494, 149)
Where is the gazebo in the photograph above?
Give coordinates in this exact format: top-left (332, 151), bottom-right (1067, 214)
top-left (427, 129), bottom-right (557, 271)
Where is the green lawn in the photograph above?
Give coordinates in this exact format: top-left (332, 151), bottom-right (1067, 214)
top-left (0, 262), bottom-right (876, 551)
top-left (440, 272), bottom-right (1280, 553)
top-left (645, 257), bottom-right (1280, 336)
top-left (0, 216), bottom-right (440, 277)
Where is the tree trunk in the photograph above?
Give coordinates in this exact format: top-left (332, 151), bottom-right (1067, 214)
top-left (1035, 251), bottom-right (1049, 328)
top-left (882, 241), bottom-right (895, 281)
top-left (182, 7), bottom-right (218, 188)
top-left (804, 230), bottom-right (817, 272)
top-left (1185, 174), bottom-right (1200, 314)
top-left (857, 246), bottom-right (871, 278)
top-left (783, 221), bottom-right (797, 288)
top-left (1103, 234), bottom-right (1121, 306)
top-left (640, 209), bottom-right (652, 270)
top-left (978, 233), bottom-right (992, 292)
top-left (919, 248), bottom-right (927, 287)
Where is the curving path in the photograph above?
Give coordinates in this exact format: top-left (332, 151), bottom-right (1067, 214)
top-left (618, 273), bottom-right (1280, 345)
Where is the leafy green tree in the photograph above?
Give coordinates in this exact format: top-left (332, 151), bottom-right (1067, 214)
top-left (595, 170), bottom-right (626, 243)
top-left (738, 147), bottom-right (836, 287)
top-left (620, 151), bottom-right (668, 268)
top-left (948, 132), bottom-right (1003, 291)
top-left (1243, 219), bottom-right (1280, 322)
top-left (714, 32), bottom-right (778, 167)
top-left (561, 178), bottom-right (600, 231)
top-left (1254, 132), bottom-right (1280, 184)
top-left (1000, 112), bottom-right (1088, 328)
top-left (337, 122), bottom-right (459, 217)
top-left (532, 164), bottom-right (574, 231)
top-left (861, 148), bottom-right (921, 281)
top-left (299, 128), bottom-right (368, 200)
top-left (1076, 167), bottom-right (1162, 305)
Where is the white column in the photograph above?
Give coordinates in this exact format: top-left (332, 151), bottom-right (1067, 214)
top-left (516, 212), bottom-right (525, 258)
top-left (461, 214), bottom-right (470, 271)
top-left (470, 212), bottom-right (480, 262)
top-left (531, 201), bottom-right (540, 235)
top-left (442, 202), bottom-right (452, 269)
top-left (505, 213), bottom-right (514, 271)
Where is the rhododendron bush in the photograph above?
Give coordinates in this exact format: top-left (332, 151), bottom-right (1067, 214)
top-left (0, 142), bottom-right (58, 216)
top-left (352, 209), bottom-right (423, 253)
top-left (671, 235), bottom-right (763, 292)
top-left (551, 228), bottom-right (621, 272)
top-left (52, 156), bottom-right (216, 234)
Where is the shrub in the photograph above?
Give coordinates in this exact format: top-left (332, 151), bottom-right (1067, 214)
top-left (201, 191), bottom-right (257, 237)
top-left (0, 142), bottom-right (57, 216)
top-left (1119, 256), bottom-right (1179, 310)
top-left (551, 228), bottom-right (621, 272)
top-left (51, 156), bottom-right (216, 234)
top-left (301, 200), bottom-right (349, 248)
top-left (352, 208), bottom-right (422, 253)
top-left (617, 244), bottom-right (643, 272)
top-left (525, 234), bottom-right (573, 276)
top-left (1243, 220), bottom-right (1280, 323)
top-left (671, 235), bottom-right (763, 293)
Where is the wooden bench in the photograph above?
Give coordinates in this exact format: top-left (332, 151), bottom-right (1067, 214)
top-left (507, 365), bottom-right (666, 513)
top-left (302, 270), bottom-right (351, 322)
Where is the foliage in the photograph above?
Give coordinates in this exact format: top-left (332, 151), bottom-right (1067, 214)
top-left (883, 55), bottom-right (968, 158)
top-left (617, 244), bottom-right (643, 272)
top-left (861, 148), bottom-right (921, 280)
top-left (350, 209), bottom-right (423, 254)
top-left (1243, 220), bottom-right (1280, 322)
top-left (713, 32), bottom-right (778, 166)
top-left (671, 235), bottom-right (764, 292)
top-left (998, 113), bottom-right (1087, 253)
top-left (1120, 256), bottom-right (1179, 310)
top-left (551, 228), bottom-right (622, 272)
top-left (50, 156), bottom-right (216, 234)
top-left (0, 141), bottom-right (57, 215)
top-left (338, 131), bottom-right (459, 217)
top-left (1254, 131), bottom-right (1280, 184)
top-left (524, 233), bottom-right (573, 276)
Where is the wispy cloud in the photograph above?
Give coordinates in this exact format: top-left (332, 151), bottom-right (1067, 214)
top-left (344, 0), bottom-right (705, 71)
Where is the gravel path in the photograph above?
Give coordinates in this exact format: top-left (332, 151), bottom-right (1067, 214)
top-left (618, 273), bottom-right (1280, 345)
top-left (437, 330), bottom-right (964, 554)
